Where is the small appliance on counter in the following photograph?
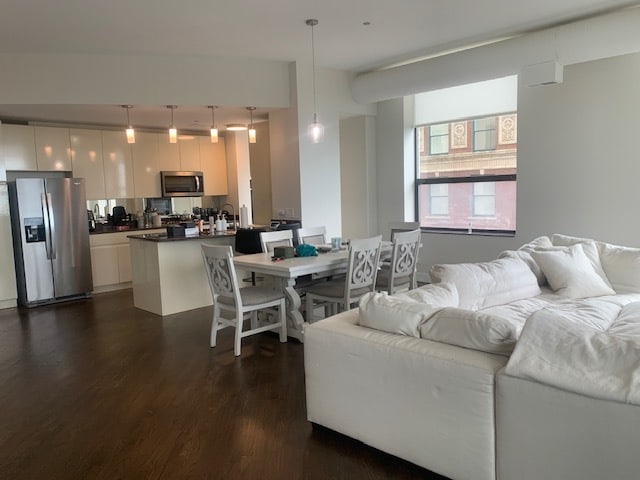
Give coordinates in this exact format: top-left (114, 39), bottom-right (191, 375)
top-left (87, 209), bottom-right (96, 232)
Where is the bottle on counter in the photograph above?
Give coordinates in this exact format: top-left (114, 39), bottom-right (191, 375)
top-left (221, 214), bottom-right (228, 231)
top-left (215, 214), bottom-right (223, 232)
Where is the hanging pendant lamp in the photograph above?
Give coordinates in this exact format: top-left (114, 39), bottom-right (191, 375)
top-left (208, 105), bottom-right (219, 143)
top-left (167, 105), bottom-right (177, 143)
top-left (247, 106), bottom-right (257, 144)
top-left (122, 105), bottom-right (135, 144)
top-left (306, 19), bottom-right (324, 143)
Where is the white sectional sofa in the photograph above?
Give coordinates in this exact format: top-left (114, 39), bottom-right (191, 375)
top-left (304, 234), bottom-right (640, 480)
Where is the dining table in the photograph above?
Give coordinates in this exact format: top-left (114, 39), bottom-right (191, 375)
top-left (232, 242), bottom-right (391, 341)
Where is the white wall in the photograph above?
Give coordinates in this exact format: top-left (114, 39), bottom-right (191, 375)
top-left (249, 122), bottom-right (272, 226)
top-left (269, 64), bottom-right (302, 223)
top-left (294, 63), bottom-right (375, 238)
top-left (340, 115), bottom-right (377, 240)
top-left (224, 131), bottom-right (252, 222)
top-left (516, 51), bottom-right (640, 246)
top-left (0, 53), bottom-right (290, 107)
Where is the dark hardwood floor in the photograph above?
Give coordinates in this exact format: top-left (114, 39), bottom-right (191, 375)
top-left (0, 290), bottom-right (448, 479)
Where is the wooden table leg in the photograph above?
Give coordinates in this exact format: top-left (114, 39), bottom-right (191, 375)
top-left (275, 277), bottom-right (305, 342)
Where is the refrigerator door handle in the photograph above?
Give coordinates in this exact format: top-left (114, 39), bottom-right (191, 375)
top-left (45, 192), bottom-right (57, 260)
top-left (41, 192), bottom-right (53, 260)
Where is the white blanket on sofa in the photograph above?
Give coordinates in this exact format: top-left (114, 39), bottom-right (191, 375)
top-left (505, 301), bottom-right (640, 405)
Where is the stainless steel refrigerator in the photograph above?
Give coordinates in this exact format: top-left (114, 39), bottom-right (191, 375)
top-left (8, 177), bottom-right (93, 306)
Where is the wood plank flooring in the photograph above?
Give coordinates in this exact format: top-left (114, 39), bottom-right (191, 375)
top-left (0, 290), bottom-right (448, 479)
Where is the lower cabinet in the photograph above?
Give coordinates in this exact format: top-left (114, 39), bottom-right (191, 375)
top-left (90, 230), bottom-right (164, 291)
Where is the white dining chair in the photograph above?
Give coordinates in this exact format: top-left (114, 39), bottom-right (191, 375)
top-left (259, 230), bottom-right (294, 254)
top-left (389, 221), bottom-right (420, 241)
top-left (296, 226), bottom-right (327, 246)
top-left (201, 244), bottom-right (287, 356)
top-left (305, 235), bottom-right (383, 322)
top-left (375, 229), bottom-right (421, 295)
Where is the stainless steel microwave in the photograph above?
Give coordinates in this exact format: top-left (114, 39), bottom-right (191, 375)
top-left (160, 171), bottom-right (204, 197)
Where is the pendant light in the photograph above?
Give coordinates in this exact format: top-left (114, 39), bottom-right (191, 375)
top-left (122, 105), bottom-right (135, 144)
top-left (247, 106), bottom-right (257, 144)
top-left (208, 105), bottom-right (219, 143)
top-left (305, 19), bottom-right (324, 143)
top-left (167, 105), bottom-right (177, 143)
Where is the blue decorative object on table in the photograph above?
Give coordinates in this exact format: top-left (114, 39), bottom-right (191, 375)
top-left (296, 244), bottom-right (318, 257)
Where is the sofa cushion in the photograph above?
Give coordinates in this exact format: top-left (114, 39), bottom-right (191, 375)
top-left (498, 235), bottom-right (553, 286)
top-left (599, 243), bottom-right (640, 293)
top-left (429, 257), bottom-right (541, 310)
top-left (505, 302), bottom-right (640, 405)
top-left (531, 244), bottom-right (615, 299)
top-left (419, 307), bottom-right (520, 356)
top-left (358, 282), bottom-right (458, 336)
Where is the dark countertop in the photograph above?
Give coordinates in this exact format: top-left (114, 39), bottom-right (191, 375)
top-left (127, 231), bottom-right (237, 242)
top-left (90, 224), bottom-right (167, 235)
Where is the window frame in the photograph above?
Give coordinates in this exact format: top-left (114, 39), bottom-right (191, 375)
top-left (472, 116), bottom-right (497, 152)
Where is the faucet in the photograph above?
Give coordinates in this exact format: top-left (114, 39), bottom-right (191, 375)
top-left (220, 203), bottom-right (236, 230)
top-left (93, 204), bottom-right (100, 218)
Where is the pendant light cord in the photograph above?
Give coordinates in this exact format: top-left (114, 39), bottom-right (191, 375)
top-left (306, 19), bottom-right (319, 120)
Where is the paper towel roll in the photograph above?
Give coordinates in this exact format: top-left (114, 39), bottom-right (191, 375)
top-left (240, 204), bottom-right (249, 228)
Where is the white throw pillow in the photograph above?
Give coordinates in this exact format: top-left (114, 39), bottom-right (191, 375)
top-left (358, 283), bottom-right (459, 337)
top-left (599, 243), bottom-right (640, 293)
top-left (429, 257), bottom-right (541, 310)
top-left (531, 244), bottom-right (615, 299)
top-left (499, 237), bottom-right (553, 286)
top-left (418, 307), bottom-right (520, 356)
top-left (547, 235), bottom-right (611, 287)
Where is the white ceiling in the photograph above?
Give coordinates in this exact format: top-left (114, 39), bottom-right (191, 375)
top-left (0, 0), bottom-right (637, 132)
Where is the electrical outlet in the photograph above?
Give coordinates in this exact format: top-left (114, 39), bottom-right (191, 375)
top-left (277, 209), bottom-right (286, 217)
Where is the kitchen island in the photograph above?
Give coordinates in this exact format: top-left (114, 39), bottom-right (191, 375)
top-left (128, 231), bottom-right (236, 316)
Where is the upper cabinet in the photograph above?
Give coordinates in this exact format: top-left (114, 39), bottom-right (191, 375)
top-left (200, 136), bottom-right (228, 196)
top-left (70, 129), bottom-right (106, 200)
top-left (34, 126), bottom-right (72, 171)
top-left (0, 124), bottom-right (37, 181)
top-left (101, 130), bottom-right (134, 199)
top-left (157, 134), bottom-right (180, 172)
top-left (131, 132), bottom-right (161, 198)
top-left (178, 136), bottom-right (201, 171)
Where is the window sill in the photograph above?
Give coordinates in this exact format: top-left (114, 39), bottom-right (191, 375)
top-left (420, 227), bottom-right (515, 238)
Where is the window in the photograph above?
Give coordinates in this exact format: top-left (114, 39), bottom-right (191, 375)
top-left (416, 113), bottom-right (517, 234)
top-left (429, 124), bottom-right (449, 155)
top-left (473, 117), bottom-right (496, 151)
top-left (473, 182), bottom-right (495, 216)
top-left (429, 184), bottom-right (449, 216)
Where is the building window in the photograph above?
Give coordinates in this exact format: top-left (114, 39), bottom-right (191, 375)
top-left (473, 182), bottom-right (495, 216)
top-left (429, 124), bottom-right (449, 155)
top-left (473, 117), bottom-right (497, 151)
top-left (429, 184), bottom-right (449, 216)
top-left (416, 112), bottom-right (517, 234)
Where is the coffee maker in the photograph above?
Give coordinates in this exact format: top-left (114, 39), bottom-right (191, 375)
top-left (87, 210), bottom-right (96, 232)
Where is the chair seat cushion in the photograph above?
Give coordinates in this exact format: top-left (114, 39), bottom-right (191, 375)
top-left (375, 266), bottom-right (410, 288)
top-left (219, 287), bottom-right (284, 306)
top-left (306, 279), bottom-right (370, 300)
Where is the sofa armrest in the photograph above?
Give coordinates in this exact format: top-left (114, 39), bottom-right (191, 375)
top-left (304, 310), bottom-right (507, 480)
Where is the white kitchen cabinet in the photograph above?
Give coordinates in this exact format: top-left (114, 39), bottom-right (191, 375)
top-left (34, 126), bottom-right (72, 171)
top-left (200, 136), bottom-right (228, 195)
top-left (0, 183), bottom-right (18, 308)
top-left (70, 129), bottom-right (106, 200)
top-left (0, 124), bottom-right (37, 181)
top-left (89, 229), bottom-right (164, 292)
top-left (101, 130), bottom-right (134, 199)
top-left (178, 136), bottom-right (201, 171)
top-left (131, 132), bottom-right (161, 198)
top-left (90, 244), bottom-right (120, 288)
top-left (157, 133), bottom-right (180, 172)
